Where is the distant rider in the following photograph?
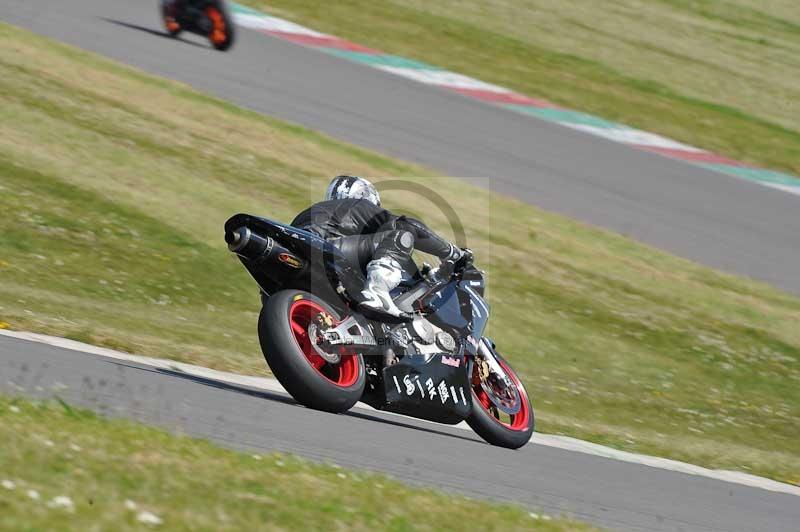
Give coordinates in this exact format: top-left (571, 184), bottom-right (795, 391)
top-left (162, 0), bottom-right (203, 33)
top-left (291, 175), bottom-right (469, 319)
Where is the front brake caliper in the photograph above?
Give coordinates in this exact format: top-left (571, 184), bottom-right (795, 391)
top-left (476, 356), bottom-right (491, 381)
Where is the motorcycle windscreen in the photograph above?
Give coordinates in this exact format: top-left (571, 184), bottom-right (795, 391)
top-left (425, 281), bottom-right (490, 356)
top-left (464, 283), bottom-right (490, 350)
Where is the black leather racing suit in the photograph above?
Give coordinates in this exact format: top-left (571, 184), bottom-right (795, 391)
top-left (291, 199), bottom-right (460, 271)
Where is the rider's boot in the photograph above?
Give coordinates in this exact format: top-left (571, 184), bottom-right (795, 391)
top-left (359, 257), bottom-right (409, 319)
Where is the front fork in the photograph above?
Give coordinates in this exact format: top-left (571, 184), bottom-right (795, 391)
top-left (477, 338), bottom-right (513, 386)
top-left (474, 337), bottom-right (521, 415)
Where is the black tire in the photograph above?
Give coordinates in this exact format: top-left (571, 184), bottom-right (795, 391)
top-left (207, 0), bottom-right (235, 51)
top-left (259, 290), bottom-right (365, 413)
top-left (466, 352), bottom-right (534, 449)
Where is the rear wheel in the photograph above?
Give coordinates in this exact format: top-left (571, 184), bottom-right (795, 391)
top-left (259, 290), bottom-right (365, 413)
top-left (205, 2), bottom-right (235, 51)
top-left (466, 350), bottom-right (534, 449)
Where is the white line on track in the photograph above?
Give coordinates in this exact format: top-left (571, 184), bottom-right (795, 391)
top-left (2, 328), bottom-right (798, 497)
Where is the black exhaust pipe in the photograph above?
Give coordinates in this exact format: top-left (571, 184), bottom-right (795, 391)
top-left (226, 226), bottom-right (273, 258)
top-left (226, 226), bottom-right (304, 270)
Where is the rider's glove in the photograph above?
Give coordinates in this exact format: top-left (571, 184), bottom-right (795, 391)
top-left (426, 260), bottom-right (453, 282)
top-left (453, 247), bottom-right (474, 273)
top-left (427, 248), bottom-right (474, 281)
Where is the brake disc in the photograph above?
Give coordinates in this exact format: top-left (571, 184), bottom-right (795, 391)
top-left (478, 357), bottom-right (521, 415)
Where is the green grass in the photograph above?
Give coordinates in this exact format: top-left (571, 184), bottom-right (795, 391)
top-left (0, 23), bottom-right (799, 485)
top-left (0, 397), bottom-right (591, 531)
top-left (243, 0), bottom-right (800, 176)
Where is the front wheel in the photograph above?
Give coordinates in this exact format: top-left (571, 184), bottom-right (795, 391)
top-left (259, 290), bottom-right (365, 413)
top-left (466, 348), bottom-right (534, 449)
top-left (205, 1), bottom-right (235, 51)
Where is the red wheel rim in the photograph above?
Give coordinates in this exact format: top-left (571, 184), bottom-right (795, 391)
top-left (472, 356), bottom-right (531, 431)
top-left (288, 299), bottom-right (360, 388)
top-left (205, 6), bottom-right (228, 45)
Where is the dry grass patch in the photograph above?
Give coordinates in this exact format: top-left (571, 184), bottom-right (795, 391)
top-left (0, 397), bottom-right (592, 531)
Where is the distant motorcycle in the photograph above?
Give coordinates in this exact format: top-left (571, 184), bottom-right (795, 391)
top-left (161, 0), bottom-right (235, 51)
top-left (225, 214), bottom-right (534, 449)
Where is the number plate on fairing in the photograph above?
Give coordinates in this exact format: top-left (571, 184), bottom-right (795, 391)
top-left (382, 354), bottom-right (472, 424)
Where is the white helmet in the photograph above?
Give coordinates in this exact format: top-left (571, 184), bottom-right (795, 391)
top-left (325, 175), bottom-right (381, 206)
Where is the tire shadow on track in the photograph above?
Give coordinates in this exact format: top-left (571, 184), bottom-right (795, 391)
top-left (345, 409), bottom-right (482, 445)
top-left (154, 366), bottom-right (298, 405)
top-left (153, 366), bottom-right (483, 445)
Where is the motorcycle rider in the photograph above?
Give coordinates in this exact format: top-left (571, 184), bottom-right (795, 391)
top-left (163, 0), bottom-right (212, 33)
top-left (292, 175), bottom-right (470, 319)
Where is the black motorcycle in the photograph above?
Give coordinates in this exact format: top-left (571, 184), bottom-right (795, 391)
top-left (224, 214), bottom-right (534, 448)
top-left (161, 0), bottom-right (235, 51)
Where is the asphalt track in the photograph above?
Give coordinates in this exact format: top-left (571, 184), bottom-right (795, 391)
top-left (2, 0), bottom-right (800, 294)
top-left (2, 1), bottom-right (800, 530)
top-left (3, 335), bottom-right (800, 532)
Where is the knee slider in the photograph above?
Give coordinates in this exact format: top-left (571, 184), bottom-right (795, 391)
top-left (395, 230), bottom-right (414, 252)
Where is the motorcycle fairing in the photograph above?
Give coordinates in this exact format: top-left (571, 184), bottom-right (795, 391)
top-left (380, 354), bottom-right (472, 424)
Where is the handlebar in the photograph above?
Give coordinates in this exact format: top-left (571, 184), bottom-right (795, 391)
top-left (424, 248), bottom-right (475, 284)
